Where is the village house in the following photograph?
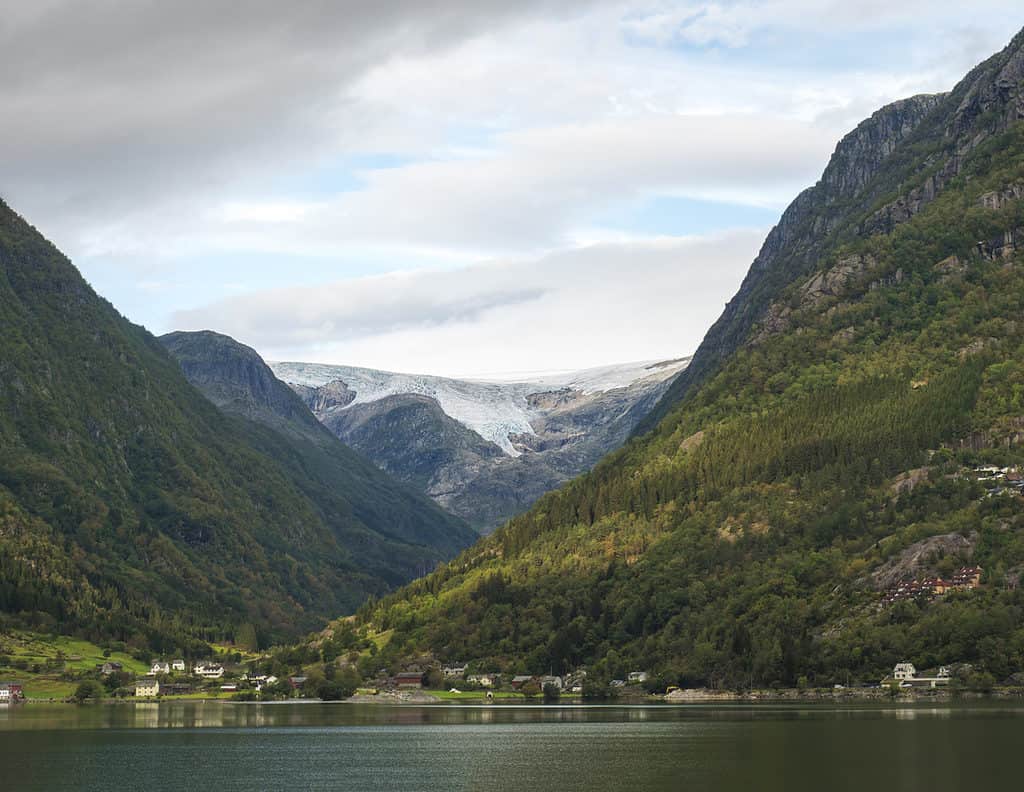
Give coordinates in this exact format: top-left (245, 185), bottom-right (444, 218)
top-left (887, 662), bottom-right (951, 688)
top-left (194, 663), bottom-right (224, 679)
top-left (395, 672), bottom-right (425, 689)
top-left (510, 675), bottom-right (535, 690)
top-left (0, 682), bottom-right (24, 702)
top-left (220, 684), bottom-right (238, 692)
top-left (893, 662), bottom-right (916, 680)
top-left (627, 671), bottom-right (649, 684)
top-left (148, 661), bottom-right (170, 676)
top-left (952, 566), bottom-right (983, 588)
top-left (466, 674), bottom-right (495, 688)
top-left (135, 679), bottom-right (160, 697)
top-left (881, 566), bottom-right (983, 606)
top-left (98, 661), bottom-right (123, 675)
top-left (171, 660), bottom-right (187, 672)
top-left (288, 676), bottom-right (308, 690)
top-left (539, 675), bottom-right (563, 691)
top-left (442, 664), bottom-right (467, 678)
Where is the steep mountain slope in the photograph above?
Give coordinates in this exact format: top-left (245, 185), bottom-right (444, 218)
top-left (159, 331), bottom-right (475, 557)
top-left (272, 359), bottom-right (688, 531)
top-left (0, 206), bottom-right (471, 651)
top-left (342, 29), bottom-right (1024, 688)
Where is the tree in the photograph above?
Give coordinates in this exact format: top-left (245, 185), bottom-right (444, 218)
top-left (520, 679), bottom-right (541, 698)
top-left (542, 683), bottom-right (561, 703)
top-left (73, 679), bottom-right (106, 703)
top-left (236, 623), bottom-right (259, 653)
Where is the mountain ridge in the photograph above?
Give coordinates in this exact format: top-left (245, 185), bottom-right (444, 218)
top-left (271, 357), bottom-right (689, 531)
top-left (0, 206), bottom-right (471, 651)
top-left (335, 27), bottom-right (1024, 689)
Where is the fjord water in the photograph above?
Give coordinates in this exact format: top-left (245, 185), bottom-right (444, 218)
top-left (1, 703), bottom-right (1021, 791)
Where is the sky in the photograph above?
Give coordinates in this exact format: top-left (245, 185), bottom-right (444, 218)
top-left (2, 1), bottom-right (1022, 378)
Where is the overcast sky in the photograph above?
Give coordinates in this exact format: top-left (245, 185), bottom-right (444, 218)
top-left (2, 2), bottom-right (1022, 377)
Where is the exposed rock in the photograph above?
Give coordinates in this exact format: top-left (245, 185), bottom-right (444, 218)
top-left (978, 183), bottom-right (1024, 210)
top-left (647, 30), bottom-right (1024, 432)
top-left (754, 254), bottom-right (877, 343)
top-left (957, 337), bottom-right (998, 360)
top-left (800, 254), bottom-right (877, 306)
top-left (679, 430), bottom-right (705, 453)
top-left (833, 326), bottom-right (856, 344)
top-left (890, 467), bottom-right (930, 497)
top-left (863, 171), bottom-right (945, 235)
top-left (976, 228), bottom-right (1024, 260)
top-left (868, 267), bottom-right (905, 291)
top-left (283, 360), bottom-right (688, 532)
top-left (949, 416), bottom-right (1024, 451)
top-left (293, 379), bottom-right (355, 413)
top-left (934, 254), bottom-right (968, 279)
top-left (871, 533), bottom-right (976, 591)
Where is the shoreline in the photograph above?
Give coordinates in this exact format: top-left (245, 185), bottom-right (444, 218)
top-left (16, 686), bottom-right (1024, 706)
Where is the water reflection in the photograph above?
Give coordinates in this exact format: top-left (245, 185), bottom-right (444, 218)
top-left (2, 700), bottom-right (1022, 732)
top-left (1, 702), bottom-right (1023, 792)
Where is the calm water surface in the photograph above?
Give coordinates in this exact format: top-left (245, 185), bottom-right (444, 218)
top-left (1, 701), bottom-right (1021, 791)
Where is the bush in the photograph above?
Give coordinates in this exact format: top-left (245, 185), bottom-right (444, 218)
top-left (73, 679), bottom-right (105, 703)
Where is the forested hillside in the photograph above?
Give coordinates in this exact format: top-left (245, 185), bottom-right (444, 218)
top-left (340, 28), bottom-right (1024, 689)
top-left (0, 206), bottom-right (471, 653)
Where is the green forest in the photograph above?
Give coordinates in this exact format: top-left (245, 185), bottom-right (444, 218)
top-left (339, 94), bottom-right (1024, 691)
top-left (0, 199), bottom-right (469, 654)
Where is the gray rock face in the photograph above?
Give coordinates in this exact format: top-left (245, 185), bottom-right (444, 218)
top-left (641, 27), bottom-right (1024, 434)
top-left (282, 359), bottom-right (688, 533)
top-left (161, 330), bottom-right (323, 439)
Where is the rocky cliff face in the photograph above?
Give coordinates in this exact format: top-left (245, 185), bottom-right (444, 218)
top-left (161, 330), bottom-right (322, 439)
top-left (642, 28), bottom-right (1024, 434)
top-left (277, 359), bottom-right (689, 532)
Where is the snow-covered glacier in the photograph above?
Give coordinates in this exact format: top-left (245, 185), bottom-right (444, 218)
top-left (269, 358), bottom-right (689, 457)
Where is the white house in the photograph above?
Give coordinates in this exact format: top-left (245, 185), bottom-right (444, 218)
top-left (893, 663), bottom-right (917, 680)
top-left (442, 664), bottom-right (467, 678)
top-left (539, 675), bottom-right (563, 691)
top-left (467, 674), bottom-right (495, 688)
top-left (628, 671), bottom-right (649, 684)
top-left (148, 662), bottom-right (170, 676)
top-left (890, 662), bottom-right (950, 688)
top-left (135, 679), bottom-right (160, 697)
top-left (171, 660), bottom-right (186, 672)
top-left (194, 663), bottom-right (224, 679)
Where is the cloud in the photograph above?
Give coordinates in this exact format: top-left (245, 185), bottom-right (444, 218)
top-left (172, 229), bottom-right (765, 376)
top-left (3, 1), bottom-right (1022, 375)
top-left (0, 0), bottom-right (600, 247)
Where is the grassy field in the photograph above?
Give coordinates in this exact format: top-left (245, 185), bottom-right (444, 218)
top-left (0, 631), bottom-right (149, 674)
top-left (428, 689), bottom-right (527, 701)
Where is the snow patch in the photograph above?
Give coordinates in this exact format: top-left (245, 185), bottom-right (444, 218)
top-left (270, 357), bottom-right (689, 456)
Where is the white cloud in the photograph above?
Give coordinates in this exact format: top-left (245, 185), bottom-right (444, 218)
top-left (2, 1), bottom-right (1022, 374)
top-left (173, 230), bottom-right (764, 376)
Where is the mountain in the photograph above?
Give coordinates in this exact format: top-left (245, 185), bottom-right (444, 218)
top-left (270, 358), bottom-right (689, 531)
top-left (0, 204), bottom-right (472, 651)
top-left (338, 28), bottom-right (1024, 689)
top-left (159, 331), bottom-right (475, 556)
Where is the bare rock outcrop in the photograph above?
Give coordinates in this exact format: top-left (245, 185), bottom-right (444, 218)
top-left (871, 533), bottom-right (976, 591)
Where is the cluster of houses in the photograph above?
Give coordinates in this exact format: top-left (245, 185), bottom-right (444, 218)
top-left (885, 662), bottom-right (952, 689)
top-left (880, 565), bottom-right (982, 606)
top-left (0, 681), bottom-right (24, 703)
top-left (393, 665), bottom-right (649, 694)
top-left (131, 660), bottom-right (229, 698)
top-left (974, 465), bottom-right (1024, 496)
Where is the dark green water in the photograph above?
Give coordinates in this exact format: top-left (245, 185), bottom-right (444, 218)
top-left (1, 702), bottom-right (1022, 791)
